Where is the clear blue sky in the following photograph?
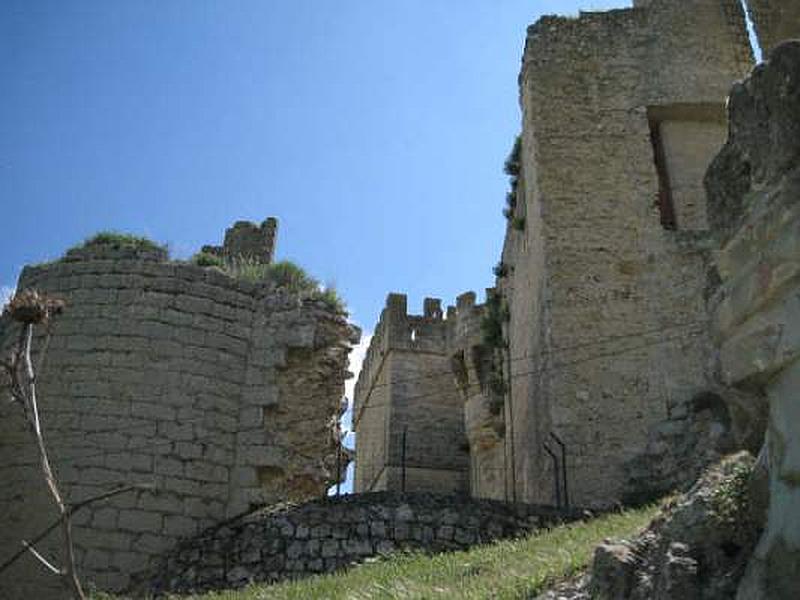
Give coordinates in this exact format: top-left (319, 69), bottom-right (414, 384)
top-left (1, 0), bottom-right (630, 328)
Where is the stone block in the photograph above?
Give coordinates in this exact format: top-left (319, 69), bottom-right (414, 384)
top-left (185, 461), bottom-right (228, 483)
top-left (132, 533), bottom-right (169, 554)
top-left (165, 515), bottom-right (199, 538)
top-left (321, 540), bottom-right (340, 558)
top-left (91, 508), bottom-right (118, 530)
top-left (155, 457), bottom-right (184, 478)
top-left (112, 551), bottom-right (150, 573)
top-left (118, 509), bottom-right (163, 533)
top-left (286, 541), bottom-right (304, 560)
top-left (84, 548), bottom-right (111, 570)
top-left (370, 520), bottom-right (387, 537)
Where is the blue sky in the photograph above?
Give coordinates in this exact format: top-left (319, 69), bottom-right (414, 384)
top-left (1, 0), bottom-right (631, 328)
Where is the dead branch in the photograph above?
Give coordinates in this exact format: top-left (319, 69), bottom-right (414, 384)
top-left (2, 290), bottom-right (84, 599)
top-left (22, 541), bottom-right (61, 576)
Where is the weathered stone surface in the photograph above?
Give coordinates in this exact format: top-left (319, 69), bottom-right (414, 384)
top-left (590, 541), bottom-right (638, 600)
top-left (703, 40), bottom-right (800, 600)
top-left (706, 41), bottom-right (800, 237)
top-left (201, 217), bottom-right (278, 265)
top-left (590, 453), bottom-right (762, 600)
top-left (0, 220), bottom-right (359, 599)
top-left (569, 38), bottom-right (800, 600)
top-left (142, 492), bottom-right (583, 595)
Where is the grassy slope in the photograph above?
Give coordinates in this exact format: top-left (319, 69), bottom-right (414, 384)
top-left (113, 504), bottom-right (658, 600)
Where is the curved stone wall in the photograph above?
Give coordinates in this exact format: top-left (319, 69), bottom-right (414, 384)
top-left (144, 492), bottom-right (581, 595)
top-left (0, 246), bottom-right (356, 598)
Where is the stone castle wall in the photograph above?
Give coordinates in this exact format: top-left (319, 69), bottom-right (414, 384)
top-left (353, 289), bottom-right (517, 501)
top-left (354, 0), bottom-right (767, 510)
top-left (145, 492), bottom-right (582, 595)
top-left (0, 224), bottom-right (357, 598)
top-left (507, 0), bottom-right (754, 509)
top-left (352, 294), bottom-right (471, 495)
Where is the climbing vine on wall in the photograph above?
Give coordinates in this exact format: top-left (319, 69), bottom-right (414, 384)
top-left (480, 290), bottom-right (511, 410)
top-left (503, 135), bottom-right (522, 222)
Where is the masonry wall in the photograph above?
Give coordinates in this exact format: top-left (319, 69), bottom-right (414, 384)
top-left (353, 295), bottom-right (470, 495)
top-left (145, 492), bottom-right (581, 595)
top-left (353, 303), bottom-right (393, 492)
top-left (451, 293), bottom-right (509, 501)
top-left (0, 246), bottom-right (356, 597)
top-left (502, 0), bottom-right (754, 508)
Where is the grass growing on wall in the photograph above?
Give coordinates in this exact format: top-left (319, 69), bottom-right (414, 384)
top-left (223, 258), bottom-right (346, 313)
top-left (95, 504), bottom-right (659, 600)
top-left (68, 231), bottom-right (168, 255)
top-left (190, 251), bottom-right (226, 268)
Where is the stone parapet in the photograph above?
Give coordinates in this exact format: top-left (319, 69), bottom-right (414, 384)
top-left (143, 492), bottom-right (584, 595)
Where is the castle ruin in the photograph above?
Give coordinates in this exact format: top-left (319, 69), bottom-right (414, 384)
top-left (354, 0), bottom-right (798, 509)
top-left (1, 0), bottom-right (798, 597)
top-left (0, 219), bottom-right (359, 598)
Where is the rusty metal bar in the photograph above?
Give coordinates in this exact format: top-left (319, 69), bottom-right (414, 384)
top-left (543, 443), bottom-right (561, 508)
top-left (550, 432), bottom-right (569, 510)
top-left (401, 426), bottom-right (408, 493)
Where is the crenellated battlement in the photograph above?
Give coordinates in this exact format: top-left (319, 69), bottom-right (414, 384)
top-left (354, 289), bottom-right (494, 420)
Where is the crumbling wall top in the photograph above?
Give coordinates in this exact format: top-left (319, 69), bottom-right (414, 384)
top-left (202, 217), bottom-right (278, 264)
top-left (522, 0), bottom-right (752, 107)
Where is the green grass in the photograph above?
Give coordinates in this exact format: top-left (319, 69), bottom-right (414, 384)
top-left (67, 231), bottom-right (167, 256)
top-left (191, 251), bottom-right (226, 268)
top-left (223, 259), bottom-right (346, 313)
top-left (101, 504), bottom-right (657, 600)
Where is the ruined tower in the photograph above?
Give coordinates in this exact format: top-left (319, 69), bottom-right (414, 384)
top-left (354, 0), bottom-right (768, 508)
top-left (0, 219), bottom-right (358, 598)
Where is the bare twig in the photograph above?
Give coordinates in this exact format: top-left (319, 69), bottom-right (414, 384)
top-left (35, 324), bottom-right (54, 376)
top-left (22, 541), bottom-right (62, 576)
top-left (0, 291), bottom-right (85, 599)
top-left (20, 322), bottom-right (86, 599)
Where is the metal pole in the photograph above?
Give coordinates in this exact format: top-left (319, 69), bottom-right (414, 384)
top-left (401, 426), bottom-right (408, 493)
top-left (543, 443), bottom-right (561, 508)
top-left (336, 440), bottom-right (342, 497)
top-left (550, 432), bottom-right (569, 509)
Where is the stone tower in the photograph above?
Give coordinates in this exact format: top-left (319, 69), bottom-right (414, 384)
top-left (0, 220), bottom-right (358, 598)
top-left (352, 294), bottom-right (471, 495)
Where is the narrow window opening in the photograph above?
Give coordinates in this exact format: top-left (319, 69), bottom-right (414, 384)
top-left (648, 118), bottom-right (677, 231)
